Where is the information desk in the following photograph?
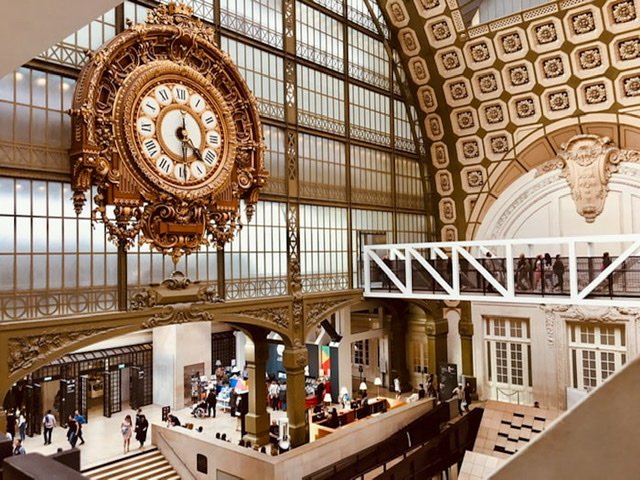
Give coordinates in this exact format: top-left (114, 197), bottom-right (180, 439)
top-left (309, 397), bottom-right (404, 442)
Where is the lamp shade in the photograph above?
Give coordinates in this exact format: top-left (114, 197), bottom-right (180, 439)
top-left (374, 377), bottom-right (382, 386)
top-left (359, 382), bottom-right (367, 391)
top-left (339, 387), bottom-right (349, 397)
top-left (323, 393), bottom-right (332, 403)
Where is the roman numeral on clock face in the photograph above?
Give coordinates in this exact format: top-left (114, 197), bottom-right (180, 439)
top-left (202, 111), bottom-right (217, 127)
top-left (173, 85), bottom-right (188, 104)
top-left (143, 139), bottom-right (159, 158)
top-left (203, 149), bottom-right (217, 166)
top-left (175, 163), bottom-right (189, 182)
top-left (156, 155), bottom-right (173, 175)
top-left (207, 132), bottom-right (221, 146)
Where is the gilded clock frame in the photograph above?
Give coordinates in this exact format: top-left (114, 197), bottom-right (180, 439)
top-left (69, 3), bottom-right (267, 260)
top-left (115, 61), bottom-right (236, 197)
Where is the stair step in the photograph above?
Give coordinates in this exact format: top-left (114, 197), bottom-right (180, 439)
top-left (85, 449), bottom-right (179, 480)
top-left (97, 459), bottom-right (172, 480)
top-left (83, 449), bottom-right (160, 475)
top-left (130, 464), bottom-right (175, 480)
top-left (89, 453), bottom-right (165, 479)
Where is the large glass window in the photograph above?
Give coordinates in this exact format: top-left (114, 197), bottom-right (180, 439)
top-left (348, 28), bottom-right (389, 90)
top-left (347, 0), bottom-right (387, 36)
top-left (395, 156), bottom-right (424, 210)
top-left (300, 204), bottom-right (349, 292)
top-left (221, 37), bottom-right (285, 120)
top-left (297, 65), bottom-right (345, 135)
top-left (221, 0), bottom-right (283, 49)
top-left (299, 133), bottom-right (346, 201)
top-left (297, 2), bottom-right (344, 72)
top-left (0, 68), bottom-right (73, 175)
top-left (396, 213), bottom-right (429, 244)
top-left (569, 323), bottom-right (626, 391)
top-left (263, 125), bottom-right (286, 195)
top-left (352, 339), bottom-right (370, 366)
top-left (39, 10), bottom-right (117, 68)
top-left (224, 200), bottom-right (288, 299)
top-left (485, 317), bottom-right (532, 404)
top-left (349, 85), bottom-right (390, 146)
top-left (0, 178), bottom-right (117, 320)
top-left (394, 100), bottom-right (417, 153)
top-left (350, 145), bottom-right (393, 206)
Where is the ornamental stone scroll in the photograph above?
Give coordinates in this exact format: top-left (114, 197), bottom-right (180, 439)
top-left (537, 134), bottom-right (640, 223)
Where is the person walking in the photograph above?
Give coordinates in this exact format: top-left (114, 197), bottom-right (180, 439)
top-left (533, 254), bottom-right (544, 291)
top-left (135, 413), bottom-right (149, 449)
top-left (602, 252), bottom-right (613, 295)
top-left (516, 254), bottom-right (530, 290)
top-left (66, 414), bottom-right (79, 448)
top-left (42, 409), bottom-right (56, 445)
top-left (278, 381), bottom-right (287, 411)
top-left (464, 382), bottom-right (474, 412)
top-left (74, 410), bottom-right (86, 445)
top-left (121, 414), bottom-right (133, 453)
top-left (17, 410), bottom-right (27, 442)
top-left (553, 254), bottom-right (565, 292)
top-left (452, 384), bottom-right (465, 416)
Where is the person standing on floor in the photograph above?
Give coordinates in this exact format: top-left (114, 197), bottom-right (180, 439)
top-left (135, 413), bottom-right (148, 449)
top-left (206, 389), bottom-right (217, 418)
top-left (464, 382), bottom-right (474, 412)
top-left (452, 384), bottom-right (465, 416)
top-left (268, 380), bottom-right (280, 411)
top-left (66, 415), bottom-right (79, 448)
top-left (17, 409), bottom-right (27, 442)
top-left (121, 414), bottom-right (133, 454)
top-left (42, 409), bottom-right (56, 445)
top-left (418, 384), bottom-right (426, 400)
top-left (74, 410), bottom-right (86, 445)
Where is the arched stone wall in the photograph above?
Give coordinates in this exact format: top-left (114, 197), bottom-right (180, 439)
top-left (467, 118), bottom-right (640, 238)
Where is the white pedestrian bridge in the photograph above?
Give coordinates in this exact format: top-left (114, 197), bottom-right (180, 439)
top-left (363, 234), bottom-right (640, 307)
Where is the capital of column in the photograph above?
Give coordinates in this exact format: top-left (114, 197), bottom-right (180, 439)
top-left (458, 319), bottom-right (474, 337)
top-left (282, 346), bottom-right (307, 372)
top-left (425, 318), bottom-right (449, 336)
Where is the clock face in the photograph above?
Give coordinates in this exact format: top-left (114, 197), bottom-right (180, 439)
top-left (134, 81), bottom-right (224, 186)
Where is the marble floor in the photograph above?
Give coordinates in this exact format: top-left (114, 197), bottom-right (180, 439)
top-left (21, 403), bottom-right (287, 471)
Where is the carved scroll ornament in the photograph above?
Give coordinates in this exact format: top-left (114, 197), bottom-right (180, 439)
top-left (538, 135), bottom-right (640, 223)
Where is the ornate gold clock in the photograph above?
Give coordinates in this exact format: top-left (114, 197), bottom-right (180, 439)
top-left (70, 3), bottom-right (267, 262)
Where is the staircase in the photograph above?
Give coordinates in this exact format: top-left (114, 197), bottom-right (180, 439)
top-left (83, 448), bottom-right (180, 480)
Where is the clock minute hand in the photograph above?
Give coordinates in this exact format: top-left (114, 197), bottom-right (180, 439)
top-left (186, 137), bottom-right (203, 161)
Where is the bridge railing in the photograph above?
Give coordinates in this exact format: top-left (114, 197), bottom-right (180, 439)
top-left (363, 234), bottom-right (640, 306)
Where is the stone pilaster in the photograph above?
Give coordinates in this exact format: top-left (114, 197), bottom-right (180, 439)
top-left (425, 304), bottom-right (449, 375)
top-left (243, 335), bottom-right (270, 446)
top-left (282, 346), bottom-right (308, 447)
top-left (458, 302), bottom-right (474, 376)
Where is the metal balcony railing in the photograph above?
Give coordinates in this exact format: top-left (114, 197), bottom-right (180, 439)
top-left (363, 235), bottom-right (640, 306)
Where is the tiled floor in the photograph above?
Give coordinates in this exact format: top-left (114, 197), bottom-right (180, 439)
top-left (21, 403), bottom-right (287, 471)
top-left (472, 400), bottom-right (559, 459)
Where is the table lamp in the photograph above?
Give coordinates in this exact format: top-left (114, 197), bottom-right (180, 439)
top-left (323, 392), bottom-right (332, 408)
top-left (374, 377), bottom-right (382, 398)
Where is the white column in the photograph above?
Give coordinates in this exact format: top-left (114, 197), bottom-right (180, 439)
top-left (335, 307), bottom-right (353, 395)
top-left (153, 321), bottom-right (212, 409)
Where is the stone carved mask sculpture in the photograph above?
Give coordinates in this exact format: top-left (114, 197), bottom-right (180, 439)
top-left (557, 135), bottom-right (621, 223)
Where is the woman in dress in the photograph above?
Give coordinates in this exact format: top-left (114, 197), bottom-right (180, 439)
top-left (135, 413), bottom-right (149, 449)
top-left (121, 414), bottom-right (133, 453)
